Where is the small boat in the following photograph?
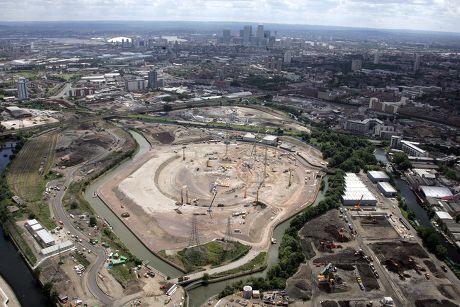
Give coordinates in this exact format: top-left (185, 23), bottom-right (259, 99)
top-left (271, 238), bottom-right (277, 244)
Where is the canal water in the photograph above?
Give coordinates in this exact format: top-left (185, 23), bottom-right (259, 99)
top-left (0, 143), bottom-right (51, 307)
top-left (374, 147), bottom-right (460, 263)
top-left (84, 131), bottom-right (183, 278)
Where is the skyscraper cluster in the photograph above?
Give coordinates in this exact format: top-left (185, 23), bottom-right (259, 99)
top-left (221, 25), bottom-right (275, 47)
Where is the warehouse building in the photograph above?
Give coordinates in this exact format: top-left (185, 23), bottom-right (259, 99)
top-left (342, 173), bottom-right (377, 206)
top-left (24, 219), bottom-right (39, 233)
top-left (377, 182), bottom-right (397, 197)
top-left (24, 218), bottom-right (56, 248)
top-left (35, 229), bottom-right (55, 247)
top-left (419, 186), bottom-right (453, 199)
top-left (434, 211), bottom-right (453, 223)
top-left (367, 170), bottom-right (390, 183)
top-left (261, 135), bottom-right (278, 146)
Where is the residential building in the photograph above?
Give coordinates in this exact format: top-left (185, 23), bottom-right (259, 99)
top-left (351, 59), bottom-right (362, 71)
top-left (344, 118), bottom-right (383, 134)
top-left (147, 70), bottom-right (158, 90)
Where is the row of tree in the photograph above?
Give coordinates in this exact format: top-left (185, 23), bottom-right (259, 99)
top-left (218, 171), bottom-right (345, 298)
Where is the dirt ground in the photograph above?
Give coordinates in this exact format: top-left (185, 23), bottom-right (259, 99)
top-left (55, 121), bottom-right (121, 167)
top-left (286, 263), bottom-right (312, 299)
top-left (299, 209), bottom-right (351, 260)
top-left (99, 137), bottom-right (321, 252)
top-left (169, 105), bottom-right (310, 133)
top-left (370, 242), bottom-right (428, 273)
top-left (351, 215), bottom-right (400, 240)
top-left (39, 253), bottom-right (101, 306)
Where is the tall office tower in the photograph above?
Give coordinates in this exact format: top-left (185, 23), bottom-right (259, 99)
top-left (414, 54), bottom-right (421, 72)
top-left (256, 25), bottom-right (264, 38)
top-left (243, 25), bottom-right (252, 45)
top-left (283, 50), bottom-right (292, 64)
top-left (222, 29), bottom-right (231, 44)
top-left (351, 59), bottom-right (363, 72)
top-left (147, 70), bottom-right (158, 90)
top-left (17, 77), bottom-right (28, 101)
top-left (373, 52), bottom-right (380, 64)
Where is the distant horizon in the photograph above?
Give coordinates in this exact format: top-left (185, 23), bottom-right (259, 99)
top-left (1, 19), bottom-right (460, 36)
top-left (1, 0), bottom-right (459, 34)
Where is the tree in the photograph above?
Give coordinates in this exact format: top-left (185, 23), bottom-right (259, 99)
top-left (89, 216), bottom-right (97, 227)
top-left (70, 201), bottom-right (78, 210)
top-left (435, 244), bottom-right (448, 259)
top-left (393, 152), bottom-right (412, 171)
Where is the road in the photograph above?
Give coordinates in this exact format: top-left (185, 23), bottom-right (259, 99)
top-left (50, 167), bottom-right (113, 305)
top-left (346, 209), bottom-right (408, 307)
top-left (47, 129), bottom-right (124, 306)
top-left (49, 82), bottom-right (72, 99)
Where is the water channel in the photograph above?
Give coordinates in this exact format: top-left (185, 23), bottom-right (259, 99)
top-left (83, 131), bottom-right (329, 306)
top-left (0, 143), bottom-right (51, 307)
top-left (374, 147), bottom-right (460, 262)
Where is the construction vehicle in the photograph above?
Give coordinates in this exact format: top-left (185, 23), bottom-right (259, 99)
top-left (317, 263), bottom-right (337, 290)
top-left (339, 227), bottom-right (346, 241)
top-left (320, 240), bottom-right (343, 251)
top-left (353, 195), bottom-right (363, 211)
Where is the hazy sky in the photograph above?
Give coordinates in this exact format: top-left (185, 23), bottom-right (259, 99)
top-left (1, 0), bottom-right (460, 33)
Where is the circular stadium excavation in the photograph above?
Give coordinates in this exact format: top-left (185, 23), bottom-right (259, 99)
top-left (97, 128), bottom-right (322, 268)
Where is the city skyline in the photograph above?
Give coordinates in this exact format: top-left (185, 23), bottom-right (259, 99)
top-left (1, 0), bottom-right (460, 33)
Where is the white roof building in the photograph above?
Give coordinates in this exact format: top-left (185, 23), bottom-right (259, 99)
top-left (367, 170), bottom-right (390, 182)
top-left (262, 135), bottom-right (278, 145)
top-left (35, 229), bottom-right (55, 247)
top-left (243, 133), bottom-right (256, 141)
top-left (343, 173), bottom-right (377, 206)
top-left (435, 211), bottom-right (453, 221)
top-left (25, 219), bottom-right (39, 227)
top-left (419, 186), bottom-right (453, 199)
top-left (31, 224), bottom-right (43, 232)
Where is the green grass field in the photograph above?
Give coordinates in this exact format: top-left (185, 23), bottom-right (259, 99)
top-left (174, 240), bottom-right (251, 272)
top-left (210, 252), bottom-right (267, 279)
top-left (6, 132), bottom-right (58, 229)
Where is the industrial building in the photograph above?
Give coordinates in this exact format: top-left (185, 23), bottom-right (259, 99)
top-left (242, 132), bottom-right (256, 142)
top-left (261, 135), bottom-right (278, 146)
top-left (419, 186), bottom-right (453, 199)
top-left (377, 182), bottom-right (397, 197)
top-left (5, 106), bottom-right (32, 118)
top-left (35, 229), bottom-right (55, 247)
top-left (367, 170), bottom-right (390, 183)
top-left (434, 211), bottom-right (453, 223)
top-left (24, 219), bottom-right (55, 248)
top-left (342, 173), bottom-right (377, 206)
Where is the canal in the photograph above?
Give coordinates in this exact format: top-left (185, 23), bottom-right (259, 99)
top-left (374, 147), bottom-right (460, 263)
top-left (0, 142), bottom-right (51, 307)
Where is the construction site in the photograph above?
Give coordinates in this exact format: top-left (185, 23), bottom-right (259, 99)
top-left (283, 180), bottom-right (460, 307)
top-left (97, 122), bottom-right (322, 271)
